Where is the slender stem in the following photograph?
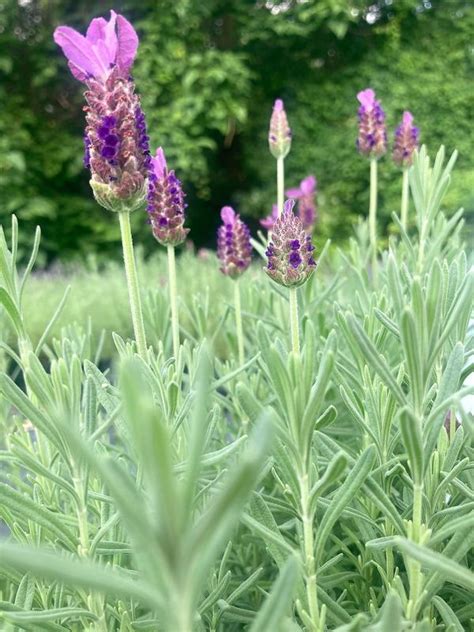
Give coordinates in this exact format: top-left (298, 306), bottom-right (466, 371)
top-left (118, 211), bottom-right (147, 358)
top-left (234, 279), bottom-right (244, 366)
top-left (369, 158), bottom-right (378, 280)
top-left (299, 473), bottom-right (320, 630)
top-left (277, 156), bottom-right (285, 216)
top-left (167, 244), bottom-right (180, 359)
top-left (400, 167), bottom-right (409, 231)
top-left (408, 482), bottom-right (424, 620)
top-left (289, 287), bottom-right (300, 355)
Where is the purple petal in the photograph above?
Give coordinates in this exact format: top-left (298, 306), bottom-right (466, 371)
top-left (54, 26), bottom-right (106, 79)
top-left (274, 99), bottom-right (284, 111)
top-left (151, 147), bottom-right (167, 179)
top-left (116, 13), bottom-right (139, 72)
top-left (285, 187), bottom-right (302, 199)
top-left (86, 17), bottom-right (107, 43)
top-left (221, 206), bottom-right (236, 225)
top-left (283, 199), bottom-right (296, 214)
top-left (402, 111), bottom-right (414, 126)
top-left (300, 175), bottom-right (316, 195)
top-left (357, 88), bottom-right (375, 109)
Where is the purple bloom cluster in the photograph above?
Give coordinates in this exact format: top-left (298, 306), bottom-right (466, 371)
top-left (217, 207), bottom-right (252, 278)
top-left (147, 148), bottom-right (189, 247)
top-left (269, 99), bottom-right (292, 159)
top-left (356, 88), bottom-right (387, 159)
top-left (286, 175), bottom-right (317, 231)
top-left (265, 200), bottom-right (316, 287)
top-left (55, 11), bottom-right (150, 210)
top-left (393, 111), bottom-right (420, 167)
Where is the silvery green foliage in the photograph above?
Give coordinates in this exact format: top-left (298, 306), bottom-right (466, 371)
top-left (0, 147), bottom-right (473, 631)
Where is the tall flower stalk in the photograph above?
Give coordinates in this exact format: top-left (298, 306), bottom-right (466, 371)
top-left (54, 10), bottom-right (149, 358)
top-left (393, 111), bottom-right (420, 230)
top-left (265, 200), bottom-right (316, 354)
top-left (147, 148), bottom-right (189, 359)
top-left (269, 99), bottom-right (292, 217)
top-left (356, 88), bottom-right (387, 276)
top-left (217, 206), bottom-right (252, 365)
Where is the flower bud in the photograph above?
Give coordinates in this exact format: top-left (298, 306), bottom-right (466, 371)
top-left (217, 207), bottom-right (252, 278)
top-left (147, 148), bottom-right (189, 247)
top-left (393, 111), bottom-right (419, 167)
top-left (265, 200), bottom-right (316, 287)
top-left (268, 99), bottom-right (292, 159)
top-left (356, 88), bottom-right (387, 159)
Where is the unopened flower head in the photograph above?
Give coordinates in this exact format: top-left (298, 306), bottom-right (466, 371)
top-left (260, 204), bottom-right (279, 231)
top-left (54, 11), bottom-right (150, 212)
top-left (147, 148), bottom-right (189, 247)
top-left (269, 99), bottom-right (292, 159)
top-left (286, 175), bottom-right (317, 231)
top-left (265, 200), bottom-right (316, 287)
top-left (217, 207), bottom-right (252, 278)
top-left (393, 111), bottom-right (419, 167)
top-left (356, 88), bottom-right (387, 159)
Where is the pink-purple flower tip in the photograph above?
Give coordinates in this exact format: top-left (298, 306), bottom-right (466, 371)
top-left (274, 99), bottom-right (284, 111)
top-left (357, 88), bottom-right (375, 109)
top-left (286, 175), bottom-right (318, 231)
top-left (221, 206), bottom-right (236, 225)
top-left (54, 10), bottom-right (138, 82)
top-left (151, 147), bottom-right (167, 179)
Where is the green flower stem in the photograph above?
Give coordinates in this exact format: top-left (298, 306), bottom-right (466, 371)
top-left (401, 167), bottom-right (410, 231)
top-left (118, 211), bottom-right (147, 359)
top-left (277, 156), bottom-right (285, 216)
top-left (408, 482), bottom-right (424, 620)
top-left (234, 279), bottom-right (244, 366)
top-left (289, 287), bottom-right (300, 355)
top-left (369, 158), bottom-right (378, 279)
top-left (167, 244), bottom-right (180, 359)
top-left (299, 473), bottom-right (320, 631)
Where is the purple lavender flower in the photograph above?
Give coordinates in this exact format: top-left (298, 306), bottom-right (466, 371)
top-left (54, 12), bottom-right (150, 211)
top-left (286, 175), bottom-right (317, 231)
top-left (54, 11), bottom-right (138, 83)
top-left (147, 147), bottom-right (189, 247)
top-left (356, 88), bottom-right (387, 159)
top-left (260, 205), bottom-right (279, 231)
top-left (393, 111), bottom-right (420, 167)
top-left (269, 99), bottom-right (292, 159)
top-left (265, 200), bottom-right (316, 287)
top-left (217, 207), bottom-right (252, 278)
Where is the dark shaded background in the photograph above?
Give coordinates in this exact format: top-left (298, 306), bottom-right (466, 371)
top-left (0, 0), bottom-right (472, 265)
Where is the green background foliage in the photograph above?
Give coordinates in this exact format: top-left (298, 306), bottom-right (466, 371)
top-left (0, 0), bottom-right (472, 263)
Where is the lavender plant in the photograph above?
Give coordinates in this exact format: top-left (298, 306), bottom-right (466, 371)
top-left (54, 11), bottom-right (149, 358)
top-left (0, 10), bottom-right (473, 632)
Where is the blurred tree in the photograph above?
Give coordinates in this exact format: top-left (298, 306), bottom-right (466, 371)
top-left (0, 0), bottom-right (472, 262)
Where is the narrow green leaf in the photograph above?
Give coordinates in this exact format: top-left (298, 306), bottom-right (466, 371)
top-left (314, 445), bottom-right (376, 562)
top-left (249, 556), bottom-right (299, 632)
top-left (398, 407), bottom-right (423, 484)
top-left (432, 596), bottom-right (464, 632)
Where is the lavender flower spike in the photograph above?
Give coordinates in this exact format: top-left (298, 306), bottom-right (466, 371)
top-left (147, 147), bottom-right (189, 247)
top-left (286, 175), bottom-right (317, 231)
top-left (217, 206), bottom-right (252, 278)
top-left (265, 200), bottom-right (316, 287)
top-left (356, 88), bottom-right (387, 159)
top-left (269, 99), bottom-right (292, 159)
top-left (393, 111), bottom-right (420, 167)
top-left (54, 11), bottom-right (150, 212)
